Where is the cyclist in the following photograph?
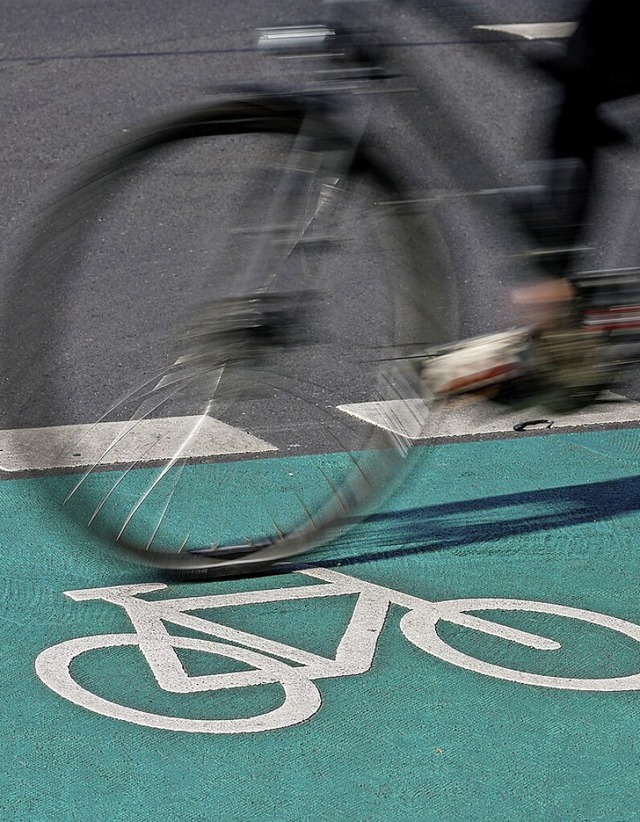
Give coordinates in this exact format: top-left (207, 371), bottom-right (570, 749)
top-left (428, 0), bottom-right (640, 412)
top-left (509, 0), bottom-right (640, 409)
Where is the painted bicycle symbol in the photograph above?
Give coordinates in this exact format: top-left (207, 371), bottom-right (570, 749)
top-left (36, 568), bottom-right (640, 734)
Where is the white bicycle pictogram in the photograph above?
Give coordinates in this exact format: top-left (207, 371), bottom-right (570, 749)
top-left (36, 568), bottom-right (640, 734)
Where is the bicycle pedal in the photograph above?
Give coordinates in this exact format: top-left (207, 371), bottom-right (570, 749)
top-left (174, 291), bottom-right (320, 369)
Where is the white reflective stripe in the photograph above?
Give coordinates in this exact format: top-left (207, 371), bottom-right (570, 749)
top-left (474, 22), bottom-right (577, 40)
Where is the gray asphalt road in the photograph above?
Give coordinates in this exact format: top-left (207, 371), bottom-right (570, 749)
top-left (3, 0), bottom-right (638, 441)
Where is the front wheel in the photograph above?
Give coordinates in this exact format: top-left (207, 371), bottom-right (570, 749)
top-left (4, 96), bottom-right (456, 575)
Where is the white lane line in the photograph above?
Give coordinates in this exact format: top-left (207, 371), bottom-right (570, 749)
top-left (338, 392), bottom-right (640, 440)
top-left (474, 22), bottom-right (577, 40)
top-left (0, 416), bottom-right (276, 472)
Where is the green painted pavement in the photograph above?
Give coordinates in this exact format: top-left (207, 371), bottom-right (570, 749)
top-left (2, 429), bottom-right (640, 821)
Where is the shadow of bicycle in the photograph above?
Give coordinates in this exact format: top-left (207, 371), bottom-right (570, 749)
top-left (291, 473), bottom-right (640, 570)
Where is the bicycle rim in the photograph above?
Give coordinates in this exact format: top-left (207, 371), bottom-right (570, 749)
top-left (4, 98), bottom-right (456, 575)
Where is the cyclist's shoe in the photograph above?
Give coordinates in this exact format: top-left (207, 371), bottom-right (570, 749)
top-left (420, 322), bottom-right (614, 413)
top-left (422, 268), bottom-right (640, 413)
top-left (420, 328), bottom-right (532, 398)
top-left (505, 323), bottom-right (613, 412)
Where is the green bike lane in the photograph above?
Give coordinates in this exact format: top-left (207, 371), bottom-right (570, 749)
top-left (3, 428), bottom-right (640, 821)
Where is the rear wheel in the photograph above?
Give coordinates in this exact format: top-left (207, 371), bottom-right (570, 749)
top-left (4, 97), bottom-right (456, 575)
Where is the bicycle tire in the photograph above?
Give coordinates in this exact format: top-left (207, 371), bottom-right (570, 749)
top-left (3, 95), bottom-right (456, 576)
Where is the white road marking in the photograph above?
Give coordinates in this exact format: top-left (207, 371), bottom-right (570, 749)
top-left (338, 399), bottom-right (431, 439)
top-left (35, 569), bottom-right (640, 735)
top-left (338, 392), bottom-right (640, 440)
top-left (0, 416), bottom-right (276, 472)
top-left (474, 22), bottom-right (577, 40)
top-left (1, 389), bottom-right (637, 473)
